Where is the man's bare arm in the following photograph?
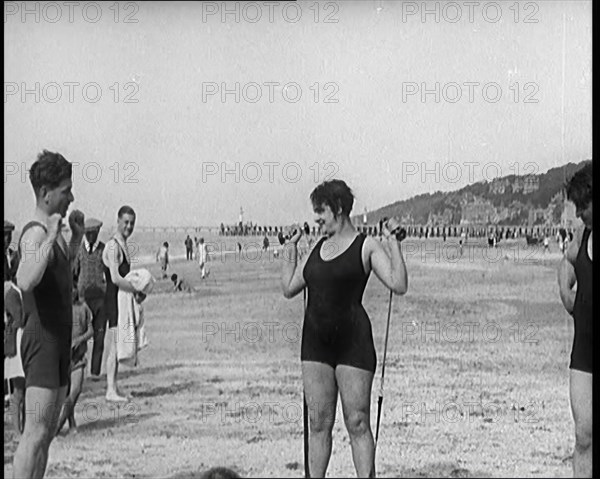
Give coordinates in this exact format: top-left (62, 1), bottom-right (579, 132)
top-left (16, 215), bottom-right (61, 292)
top-left (104, 241), bottom-right (136, 293)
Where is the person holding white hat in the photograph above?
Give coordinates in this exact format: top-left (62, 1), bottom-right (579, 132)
top-left (103, 205), bottom-right (138, 402)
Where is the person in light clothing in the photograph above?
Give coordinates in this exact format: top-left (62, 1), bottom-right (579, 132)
top-left (115, 269), bottom-right (154, 367)
top-left (198, 238), bottom-right (209, 279)
top-left (103, 206), bottom-right (137, 403)
top-left (156, 242), bottom-right (169, 279)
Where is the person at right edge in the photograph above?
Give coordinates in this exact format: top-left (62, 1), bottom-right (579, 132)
top-left (558, 161), bottom-right (592, 478)
top-left (281, 179), bottom-right (408, 478)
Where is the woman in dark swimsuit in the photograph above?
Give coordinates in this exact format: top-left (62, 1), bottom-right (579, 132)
top-left (282, 180), bottom-right (408, 477)
top-left (558, 162), bottom-right (593, 478)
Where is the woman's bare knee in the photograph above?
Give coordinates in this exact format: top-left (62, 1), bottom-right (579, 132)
top-left (344, 409), bottom-right (370, 437)
top-left (309, 401), bottom-right (337, 434)
top-left (575, 423), bottom-right (592, 451)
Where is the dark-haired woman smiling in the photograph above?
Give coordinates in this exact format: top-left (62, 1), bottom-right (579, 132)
top-left (282, 179), bottom-right (408, 477)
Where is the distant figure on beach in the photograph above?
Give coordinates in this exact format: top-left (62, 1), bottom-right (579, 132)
top-left (156, 242), bottom-right (169, 279)
top-left (263, 235), bottom-right (269, 251)
top-left (558, 228), bottom-right (566, 254)
top-left (564, 232), bottom-right (571, 255)
top-left (459, 231), bottom-right (466, 256)
top-left (198, 238), bottom-right (209, 279)
top-left (171, 274), bottom-right (194, 293)
top-left (185, 235), bottom-right (194, 261)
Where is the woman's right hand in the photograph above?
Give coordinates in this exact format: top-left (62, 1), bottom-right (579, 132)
top-left (383, 217), bottom-right (400, 238)
top-left (287, 224), bottom-right (303, 244)
top-left (384, 217), bottom-right (407, 242)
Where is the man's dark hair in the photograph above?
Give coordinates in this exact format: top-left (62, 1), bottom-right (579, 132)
top-left (163, 242), bottom-right (169, 248)
top-left (118, 205), bottom-right (136, 219)
top-left (171, 274), bottom-right (178, 282)
top-left (29, 150), bottom-right (72, 195)
top-left (310, 179), bottom-right (354, 218)
top-left (565, 161), bottom-right (592, 211)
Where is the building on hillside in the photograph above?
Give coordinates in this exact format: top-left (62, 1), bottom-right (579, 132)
top-left (427, 209), bottom-right (453, 226)
top-left (400, 213), bottom-right (414, 225)
top-left (561, 200), bottom-right (582, 229)
top-left (528, 208), bottom-right (546, 226)
top-left (490, 178), bottom-right (510, 195)
top-left (460, 198), bottom-right (496, 224)
top-left (511, 176), bottom-right (540, 194)
top-left (523, 176), bottom-right (540, 194)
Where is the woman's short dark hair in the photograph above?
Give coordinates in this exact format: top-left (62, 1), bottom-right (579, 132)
top-left (118, 205), bottom-right (136, 219)
top-left (565, 161), bottom-right (592, 210)
top-left (29, 150), bottom-right (72, 195)
top-left (200, 467), bottom-right (241, 479)
top-left (310, 179), bottom-right (354, 218)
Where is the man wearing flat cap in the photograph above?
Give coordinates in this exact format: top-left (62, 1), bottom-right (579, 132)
top-left (73, 217), bottom-right (108, 379)
top-left (4, 220), bottom-right (19, 283)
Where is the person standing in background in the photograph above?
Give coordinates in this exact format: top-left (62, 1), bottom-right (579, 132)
top-left (4, 220), bottom-right (19, 283)
top-left (156, 242), bottom-right (169, 279)
top-left (185, 235), bottom-right (193, 261)
top-left (198, 238), bottom-right (209, 279)
top-left (55, 287), bottom-right (93, 435)
top-left (73, 218), bottom-right (107, 380)
top-left (103, 206), bottom-right (138, 402)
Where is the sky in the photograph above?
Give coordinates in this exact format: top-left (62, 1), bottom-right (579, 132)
top-left (4, 1), bottom-right (592, 228)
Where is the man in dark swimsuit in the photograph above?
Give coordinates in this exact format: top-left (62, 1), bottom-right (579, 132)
top-left (557, 161), bottom-right (592, 478)
top-left (281, 179), bottom-right (408, 477)
top-left (12, 150), bottom-right (85, 479)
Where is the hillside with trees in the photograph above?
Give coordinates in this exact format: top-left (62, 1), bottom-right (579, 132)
top-left (357, 160), bottom-right (590, 226)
